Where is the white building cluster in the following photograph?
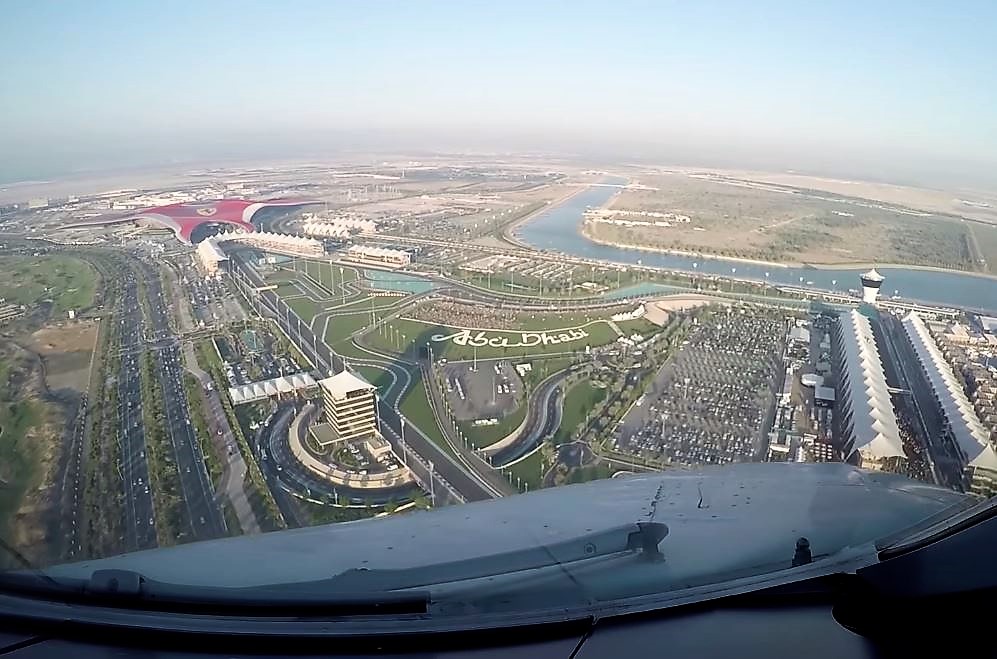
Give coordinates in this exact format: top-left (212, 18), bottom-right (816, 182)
top-left (342, 244), bottom-right (412, 267)
top-left (228, 373), bottom-right (318, 406)
top-left (301, 218), bottom-right (376, 238)
top-left (235, 231), bottom-right (323, 257)
top-left (900, 313), bottom-right (997, 494)
top-left (834, 310), bottom-right (905, 470)
top-left (196, 238), bottom-right (229, 274)
top-left (196, 231), bottom-right (324, 273)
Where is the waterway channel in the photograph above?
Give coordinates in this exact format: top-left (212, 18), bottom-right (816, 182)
top-left (513, 181), bottom-right (997, 314)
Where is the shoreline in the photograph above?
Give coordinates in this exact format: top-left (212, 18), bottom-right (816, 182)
top-left (580, 223), bottom-right (997, 281)
top-left (500, 183), bottom-right (601, 249)
top-left (802, 260), bottom-right (997, 280)
top-left (580, 223), bottom-right (791, 269)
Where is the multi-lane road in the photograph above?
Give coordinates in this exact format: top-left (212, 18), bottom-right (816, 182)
top-left (137, 261), bottom-right (226, 541)
top-left (116, 273), bottom-right (158, 551)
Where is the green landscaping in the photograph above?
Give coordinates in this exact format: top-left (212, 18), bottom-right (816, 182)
top-left (324, 313), bottom-right (377, 350)
top-left (286, 261), bottom-right (360, 290)
top-left (505, 449), bottom-right (545, 492)
top-left (363, 317), bottom-right (619, 360)
top-left (354, 366), bottom-right (394, 396)
top-left (0, 358), bottom-right (45, 563)
top-left (183, 374), bottom-right (223, 486)
top-left (970, 223), bottom-right (997, 275)
top-left (615, 317), bottom-right (660, 336)
top-left (274, 282), bottom-right (303, 298)
top-left (457, 401), bottom-right (527, 448)
top-left (0, 255), bottom-right (97, 313)
top-left (139, 350), bottom-right (185, 546)
top-left (552, 381), bottom-right (607, 445)
top-left (286, 297), bottom-right (324, 324)
top-left (194, 339), bottom-right (285, 532)
top-left (399, 373), bottom-right (455, 459)
top-left (326, 294), bottom-right (402, 313)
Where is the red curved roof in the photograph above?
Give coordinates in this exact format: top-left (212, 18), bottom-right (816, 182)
top-left (122, 198), bottom-right (316, 243)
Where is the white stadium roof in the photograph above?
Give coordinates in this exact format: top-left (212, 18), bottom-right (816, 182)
top-left (901, 313), bottom-right (997, 471)
top-left (228, 373), bottom-right (318, 405)
top-left (838, 310), bottom-right (905, 461)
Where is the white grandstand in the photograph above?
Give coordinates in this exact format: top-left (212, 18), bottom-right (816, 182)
top-left (301, 218), bottom-right (376, 238)
top-left (196, 231), bottom-right (324, 272)
top-left (834, 310), bottom-right (905, 469)
top-left (228, 373), bottom-right (318, 406)
top-left (233, 231), bottom-right (323, 257)
top-left (900, 313), bottom-right (997, 491)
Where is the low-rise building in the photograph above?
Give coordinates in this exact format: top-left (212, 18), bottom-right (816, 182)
top-left (342, 244), bottom-right (412, 267)
top-left (900, 312), bottom-right (997, 496)
top-left (833, 310), bottom-right (905, 472)
top-left (196, 237), bottom-right (229, 274)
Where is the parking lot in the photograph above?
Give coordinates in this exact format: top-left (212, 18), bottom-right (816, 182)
top-left (214, 327), bottom-right (306, 388)
top-left (442, 360), bottom-right (523, 422)
top-left (617, 308), bottom-right (786, 466)
top-left (187, 271), bottom-right (246, 327)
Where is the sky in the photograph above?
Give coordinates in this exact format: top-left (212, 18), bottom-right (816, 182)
top-left (1, 0), bottom-right (996, 187)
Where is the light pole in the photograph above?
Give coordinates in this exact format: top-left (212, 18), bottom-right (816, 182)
top-left (400, 416), bottom-right (407, 466)
top-left (428, 460), bottom-right (436, 507)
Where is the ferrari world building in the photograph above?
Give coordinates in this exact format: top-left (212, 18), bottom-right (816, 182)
top-left (118, 199), bottom-right (315, 244)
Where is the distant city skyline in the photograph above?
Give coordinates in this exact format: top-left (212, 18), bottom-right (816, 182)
top-left (2, 0), bottom-right (996, 188)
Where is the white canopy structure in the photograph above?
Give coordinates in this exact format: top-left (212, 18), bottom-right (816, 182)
top-left (835, 310), bottom-right (905, 465)
top-left (228, 373), bottom-right (318, 406)
top-left (901, 313), bottom-right (997, 471)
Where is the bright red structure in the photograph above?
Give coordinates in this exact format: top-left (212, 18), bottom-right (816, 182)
top-left (120, 198), bottom-right (315, 243)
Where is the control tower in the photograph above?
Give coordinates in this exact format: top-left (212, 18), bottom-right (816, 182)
top-left (860, 268), bottom-right (885, 304)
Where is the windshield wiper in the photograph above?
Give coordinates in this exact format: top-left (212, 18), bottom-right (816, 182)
top-left (0, 570), bottom-right (429, 616)
top-left (324, 521), bottom-right (669, 592)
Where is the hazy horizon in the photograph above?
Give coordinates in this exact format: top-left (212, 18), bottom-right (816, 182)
top-left (3, 1), bottom-right (996, 190)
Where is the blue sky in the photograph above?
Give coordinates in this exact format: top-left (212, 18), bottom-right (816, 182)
top-left (1, 1), bottom-right (995, 186)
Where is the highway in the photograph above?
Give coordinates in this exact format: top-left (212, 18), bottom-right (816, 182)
top-left (117, 274), bottom-right (158, 551)
top-left (137, 260), bottom-right (226, 541)
top-left (62, 393), bottom-right (87, 559)
top-left (228, 253), bottom-right (493, 504)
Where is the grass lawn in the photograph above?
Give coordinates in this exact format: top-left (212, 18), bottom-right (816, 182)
top-left (616, 318), bottom-right (660, 336)
top-left (970, 222), bottom-right (997, 274)
top-left (0, 384), bottom-right (43, 559)
top-left (521, 356), bottom-right (578, 389)
top-left (324, 313), bottom-right (376, 348)
top-left (364, 318), bottom-right (618, 360)
top-left (0, 255), bottom-right (97, 313)
top-left (287, 261), bottom-right (360, 288)
top-left (399, 374), bottom-right (455, 459)
top-left (329, 294), bottom-right (404, 313)
top-left (262, 270), bottom-right (299, 284)
top-left (353, 365), bottom-right (395, 396)
top-left (286, 297), bottom-right (326, 324)
top-left (552, 381), bottom-right (606, 445)
top-left (274, 282), bottom-right (303, 298)
top-left (567, 463), bottom-right (616, 484)
top-left (458, 400), bottom-right (527, 449)
top-left (506, 449), bottom-right (545, 492)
